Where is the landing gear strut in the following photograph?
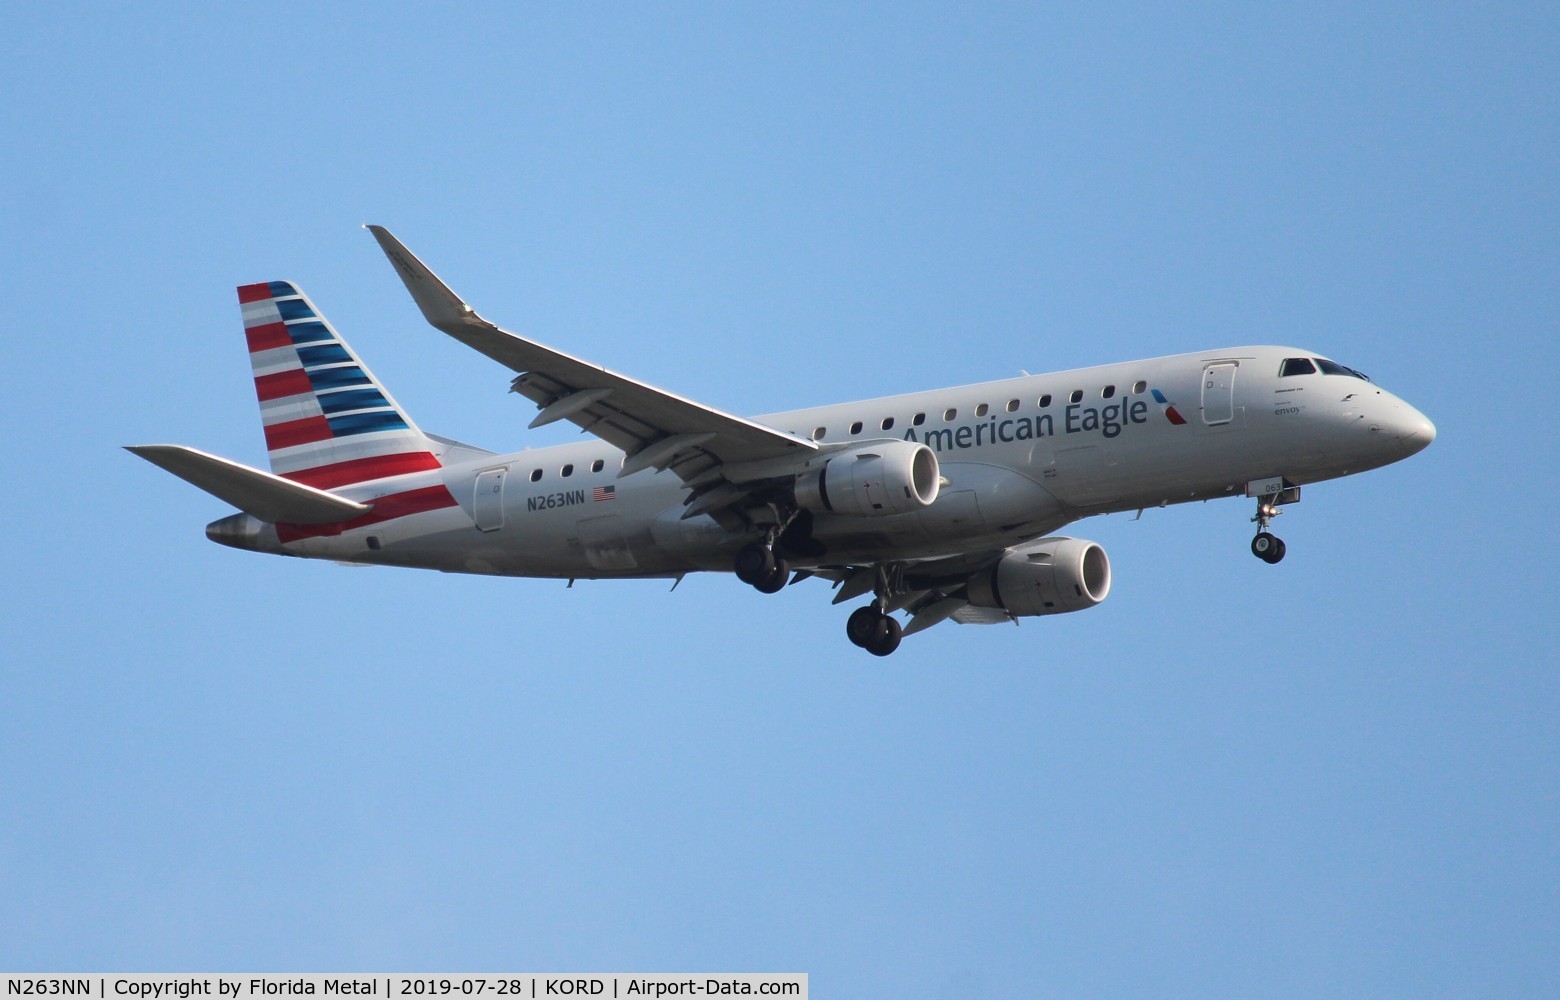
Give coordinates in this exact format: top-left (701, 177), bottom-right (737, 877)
top-left (1250, 498), bottom-right (1286, 564)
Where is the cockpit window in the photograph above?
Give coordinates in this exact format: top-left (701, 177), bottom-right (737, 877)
top-left (1280, 357), bottom-right (1317, 377)
top-left (1314, 358), bottom-right (1371, 381)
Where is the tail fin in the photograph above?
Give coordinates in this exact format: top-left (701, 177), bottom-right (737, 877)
top-left (238, 281), bottom-right (443, 490)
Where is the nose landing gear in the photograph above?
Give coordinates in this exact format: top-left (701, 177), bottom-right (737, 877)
top-left (1250, 498), bottom-right (1286, 564)
top-left (1245, 479), bottom-right (1301, 564)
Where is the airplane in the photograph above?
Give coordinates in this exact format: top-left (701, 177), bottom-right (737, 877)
top-left (128, 226), bottom-right (1436, 655)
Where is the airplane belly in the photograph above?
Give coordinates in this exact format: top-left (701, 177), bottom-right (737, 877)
top-left (650, 509), bottom-right (732, 571)
top-left (574, 514), bottom-right (638, 571)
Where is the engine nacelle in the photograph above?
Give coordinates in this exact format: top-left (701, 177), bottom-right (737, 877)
top-left (966, 537), bottom-right (1111, 617)
top-left (794, 440), bottom-right (940, 517)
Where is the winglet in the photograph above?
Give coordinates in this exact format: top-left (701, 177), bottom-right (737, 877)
top-left (364, 225), bottom-right (480, 332)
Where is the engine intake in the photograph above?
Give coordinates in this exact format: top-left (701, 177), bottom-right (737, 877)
top-left (966, 537), bottom-right (1111, 617)
top-left (795, 440), bottom-right (940, 517)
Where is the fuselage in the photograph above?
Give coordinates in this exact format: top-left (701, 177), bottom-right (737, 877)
top-left (211, 345), bottom-right (1434, 578)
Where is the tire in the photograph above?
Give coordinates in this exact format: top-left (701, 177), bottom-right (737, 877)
top-left (846, 606), bottom-right (883, 648)
top-left (734, 543), bottom-right (774, 586)
top-left (1266, 537), bottom-right (1287, 564)
top-left (755, 558), bottom-right (790, 593)
top-left (1252, 533), bottom-right (1276, 560)
top-left (867, 616), bottom-right (902, 657)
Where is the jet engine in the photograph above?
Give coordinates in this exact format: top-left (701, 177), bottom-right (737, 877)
top-left (965, 537), bottom-right (1111, 617)
top-left (794, 440), bottom-right (940, 517)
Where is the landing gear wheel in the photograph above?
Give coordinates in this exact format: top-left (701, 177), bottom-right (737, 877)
top-left (754, 558), bottom-right (790, 594)
top-left (846, 606), bottom-right (885, 648)
top-left (846, 606), bottom-right (902, 655)
top-left (865, 615), bottom-right (902, 657)
top-left (1252, 533), bottom-right (1286, 564)
top-left (734, 543), bottom-right (775, 586)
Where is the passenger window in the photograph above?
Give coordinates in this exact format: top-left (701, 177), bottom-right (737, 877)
top-left (530, 469), bottom-right (542, 483)
top-left (943, 408), bottom-right (957, 421)
top-left (1132, 380), bottom-right (1146, 394)
top-left (1281, 357), bottom-right (1318, 377)
top-left (850, 420), bottom-right (863, 434)
top-left (1037, 394), bottom-right (1052, 408)
top-left (1006, 399), bottom-right (1020, 412)
top-left (1069, 389), bottom-right (1083, 403)
top-left (813, 426), bottom-right (827, 440)
top-left (975, 403), bottom-right (989, 417)
top-left (1102, 385), bottom-right (1115, 399)
top-left (881, 417), bottom-right (894, 430)
top-left (591, 459), bottom-right (604, 473)
top-left (913, 413), bottom-right (926, 426)
top-left (561, 464), bottom-right (573, 477)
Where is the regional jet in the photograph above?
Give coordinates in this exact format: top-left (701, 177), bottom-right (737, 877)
top-left (128, 227), bottom-right (1436, 655)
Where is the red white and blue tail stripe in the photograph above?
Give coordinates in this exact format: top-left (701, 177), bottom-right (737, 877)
top-left (239, 281), bottom-right (459, 541)
top-left (239, 280), bottom-right (443, 488)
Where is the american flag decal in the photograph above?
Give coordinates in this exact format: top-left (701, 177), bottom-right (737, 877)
top-left (593, 485), bottom-right (616, 502)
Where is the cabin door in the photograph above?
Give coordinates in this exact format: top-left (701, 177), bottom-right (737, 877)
top-left (1201, 363), bottom-right (1237, 425)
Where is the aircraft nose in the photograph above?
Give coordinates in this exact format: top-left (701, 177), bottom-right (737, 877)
top-left (1392, 403), bottom-right (1436, 456)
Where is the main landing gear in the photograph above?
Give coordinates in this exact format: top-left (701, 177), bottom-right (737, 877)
top-left (845, 565), bottom-right (904, 656)
top-left (735, 539), bottom-right (905, 655)
top-left (846, 605), bottom-right (902, 657)
top-left (734, 542), bottom-right (790, 594)
top-left (1250, 498), bottom-right (1287, 564)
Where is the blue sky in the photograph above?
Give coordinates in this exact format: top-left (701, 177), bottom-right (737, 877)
top-left (2, 3), bottom-right (1555, 995)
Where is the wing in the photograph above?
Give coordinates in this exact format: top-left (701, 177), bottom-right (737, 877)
top-left (366, 226), bottom-right (817, 491)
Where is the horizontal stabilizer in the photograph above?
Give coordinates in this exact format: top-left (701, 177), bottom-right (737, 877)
top-left (126, 445), bottom-right (371, 524)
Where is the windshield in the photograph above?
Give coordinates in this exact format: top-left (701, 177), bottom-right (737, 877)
top-left (1314, 358), bottom-right (1370, 381)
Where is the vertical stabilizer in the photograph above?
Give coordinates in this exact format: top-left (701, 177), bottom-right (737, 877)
top-left (238, 281), bottom-right (444, 490)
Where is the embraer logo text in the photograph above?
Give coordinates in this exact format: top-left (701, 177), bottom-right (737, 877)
top-left (904, 398), bottom-right (1153, 453)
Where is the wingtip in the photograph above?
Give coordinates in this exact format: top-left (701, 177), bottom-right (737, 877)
top-left (366, 226), bottom-right (477, 329)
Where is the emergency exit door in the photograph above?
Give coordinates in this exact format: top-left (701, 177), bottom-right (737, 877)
top-left (473, 468), bottom-right (506, 532)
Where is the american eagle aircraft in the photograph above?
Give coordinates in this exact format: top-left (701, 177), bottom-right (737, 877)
top-left (129, 227), bottom-right (1436, 655)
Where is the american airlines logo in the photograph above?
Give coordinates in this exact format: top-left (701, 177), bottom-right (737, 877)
top-left (902, 389), bottom-right (1184, 453)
